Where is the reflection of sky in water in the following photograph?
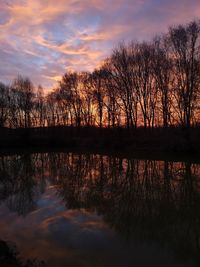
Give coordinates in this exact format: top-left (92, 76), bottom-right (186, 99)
top-left (0, 184), bottom-right (193, 267)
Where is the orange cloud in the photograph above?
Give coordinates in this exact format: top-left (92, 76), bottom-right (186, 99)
top-left (0, 0), bottom-right (200, 91)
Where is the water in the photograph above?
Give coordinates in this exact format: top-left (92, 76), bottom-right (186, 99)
top-left (0, 152), bottom-right (200, 267)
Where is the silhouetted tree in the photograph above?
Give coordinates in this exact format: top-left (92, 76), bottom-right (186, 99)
top-left (59, 72), bottom-right (83, 127)
top-left (109, 43), bottom-right (138, 128)
top-left (90, 69), bottom-right (106, 128)
top-left (0, 82), bottom-right (10, 127)
top-left (152, 37), bottom-right (173, 127)
top-left (11, 76), bottom-right (35, 128)
top-left (169, 21), bottom-right (200, 128)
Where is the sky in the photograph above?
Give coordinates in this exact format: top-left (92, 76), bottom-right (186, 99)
top-left (0, 0), bottom-right (200, 90)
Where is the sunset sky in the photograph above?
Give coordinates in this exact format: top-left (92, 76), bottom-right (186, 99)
top-left (0, 0), bottom-right (200, 90)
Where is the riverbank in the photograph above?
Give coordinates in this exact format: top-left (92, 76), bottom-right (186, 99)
top-left (0, 126), bottom-right (199, 151)
top-left (0, 126), bottom-right (200, 158)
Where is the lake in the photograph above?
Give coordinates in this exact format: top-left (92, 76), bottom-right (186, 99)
top-left (0, 152), bottom-right (200, 267)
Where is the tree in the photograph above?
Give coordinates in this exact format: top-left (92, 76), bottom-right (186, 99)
top-left (169, 21), bottom-right (200, 128)
top-left (0, 82), bottom-right (10, 127)
top-left (11, 76), bottom-right (35, 128)
top-left (152, 37), bottom-right (172, 127)
top-left (101, 63), bottom-right (121, 128)
top-left (80, 72), bottom-right (94, 127)
top-left (109, 43), bottom-right (138, 128)
top-left (133, 42), bottom-right (158, 128)
top-left (34, 85), bottom-right (46, 127)
top-left (58, 72), bottom-right (83, 127)
top-left (90, 69), bottom-right (106, 128)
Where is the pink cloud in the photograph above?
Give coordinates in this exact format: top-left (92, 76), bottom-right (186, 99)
top-left (0, 0), bottom-right (200, 91)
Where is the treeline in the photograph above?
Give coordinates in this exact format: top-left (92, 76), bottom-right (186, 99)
top-left (1, 20), bottom-right (200, 129)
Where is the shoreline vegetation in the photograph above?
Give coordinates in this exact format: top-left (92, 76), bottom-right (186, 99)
top-left (0, 126), bottom-right (200, 162)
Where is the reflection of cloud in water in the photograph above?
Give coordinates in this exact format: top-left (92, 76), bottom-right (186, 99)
top-left (40, 210), bottom-right (112, 250)
top-left (0, 185), bottom-right (193, 267)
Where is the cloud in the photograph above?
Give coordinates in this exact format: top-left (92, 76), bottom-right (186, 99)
top-left (0, 0), bottom-right (200, 91)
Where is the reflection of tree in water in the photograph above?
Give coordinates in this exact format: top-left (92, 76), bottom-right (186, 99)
top-left (0, 153), bottom-right (200, 263)
top-left (0, 154), bottom-right (44, 216)
top-left (54, 155), bottom-right (200, 264)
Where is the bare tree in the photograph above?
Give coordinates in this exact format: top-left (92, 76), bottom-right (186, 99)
top-left (46, 90), bottom-right (60, 126)
top-left (59, 72), bottom-right (83, 127)
top-left (33, 85), bottom-right (46, 127)
top-left (11, 76), bottom-right (34, 128)
top-left (133, 42), bottom-right (158, 128)
top-left (101, 63), bottom-right (121, 128)
top-left (169, 21), bottom-right (200, 128)
top-left (152, 37), bottom-right (173, 127)
top-left (109, 43), bottom-right (138, 128)
top-left (80, 72), bottom-right (95, 127)
top-left (0, 82), bottom-right (10, 127)
top-left (90, 69), bottom-right (106, 128)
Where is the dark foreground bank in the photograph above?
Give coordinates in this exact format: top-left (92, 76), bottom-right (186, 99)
top-left (0, 240), bottom-right (45, 267)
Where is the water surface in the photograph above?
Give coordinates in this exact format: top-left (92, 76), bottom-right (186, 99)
top-left (0, 153), bottom-right (200, 266)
